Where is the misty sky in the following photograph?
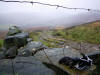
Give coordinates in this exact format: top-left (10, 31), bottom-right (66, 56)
top-left (0, 0), bottom-right (100, 30)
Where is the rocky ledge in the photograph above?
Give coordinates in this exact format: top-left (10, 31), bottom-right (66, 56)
top-left (0, 26), bottom-right (100, 75)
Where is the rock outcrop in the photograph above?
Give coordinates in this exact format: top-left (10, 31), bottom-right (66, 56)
top-left (7, 26), bottom-right (22, 36)
top-left (1, 26), bottom-right (29, 58)
top-left (0, 56), bottom-right (56, 75)
top-left (18, 41), bottom-right (48, 57)
top-left (0, 26), bottom-right (100, 75)
top-left (4, 32), bottom-right (29, 49)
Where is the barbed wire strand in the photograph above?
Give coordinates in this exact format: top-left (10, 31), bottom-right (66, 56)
top-left (0, 0), bottom-right (100, 12)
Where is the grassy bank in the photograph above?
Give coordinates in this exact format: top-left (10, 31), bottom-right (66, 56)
top-left (64, 22), bottom-right (100, 44)
top-left (0, 39), bottom-right (3, 48)
top-left (52, 21), bottom-right (100, 44)
top-left (29, 31), bottom-right (41, 41)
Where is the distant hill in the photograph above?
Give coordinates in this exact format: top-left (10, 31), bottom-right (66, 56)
top-left (22, 26), bottom-right (50, 32)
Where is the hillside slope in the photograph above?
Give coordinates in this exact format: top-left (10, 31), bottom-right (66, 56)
top-left (29, 20), bottom-right (100, 49)
top-left (64, 20), bottom-right (100, 44)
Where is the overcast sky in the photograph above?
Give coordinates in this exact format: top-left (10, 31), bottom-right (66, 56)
top-left (0, 0), bottom-right (100, 29)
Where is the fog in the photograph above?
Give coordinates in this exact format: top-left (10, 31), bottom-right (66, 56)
top-left (0, 0), bottom-right (100, 30)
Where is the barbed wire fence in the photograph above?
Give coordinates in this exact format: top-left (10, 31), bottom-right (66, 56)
top-left (0, 0), bottom-right (100, 12)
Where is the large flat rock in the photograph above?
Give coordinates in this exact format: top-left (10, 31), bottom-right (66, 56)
top-left (18, 41), bottom-right (47, 57)
top-left (34, 48), bottom-right (95, 75)
top-left (0, 56), bottom-right (55, 75)
top-left (34, 48), bottom-right (81, 63)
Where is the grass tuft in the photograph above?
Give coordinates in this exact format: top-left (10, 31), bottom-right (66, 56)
top-left (0, 39), bottom-right (3, 48)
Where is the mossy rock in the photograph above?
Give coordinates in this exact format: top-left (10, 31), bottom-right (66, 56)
top-left (7, 26), bottom-right (22, 36)
top-left (3, 32), bottom-right (29, 49)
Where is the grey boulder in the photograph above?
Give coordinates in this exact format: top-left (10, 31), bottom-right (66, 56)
top-left (18, 41), bottom-right (48, 57)
top-left (3, 32), bottom-right (29, 49)
top-left (7, 26), bottom-right (22, 36)
top-left (0, 56), bottom-right (55, 75)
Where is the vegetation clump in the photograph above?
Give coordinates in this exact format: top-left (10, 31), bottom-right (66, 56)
top-left (0, 39), bottom-right (3, 48)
